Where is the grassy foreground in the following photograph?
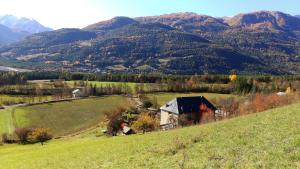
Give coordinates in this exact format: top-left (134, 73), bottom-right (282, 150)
top-left (0, 104), bottom-right (299, 169)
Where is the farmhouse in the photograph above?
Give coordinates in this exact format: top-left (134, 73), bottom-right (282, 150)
top-left (160, 96), bottom-right (217, 129)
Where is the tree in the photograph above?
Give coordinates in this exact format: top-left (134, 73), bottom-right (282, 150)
top-left (28, 128), bottom-right (52, 145)
top-left (142, 100), bottom-right (153, 109)
top-left (105, 108), bottom-right (126, 136)
top-left (132, 113), bottom-right (159, 133)
top-left (15, 128), bottom-right (33, 144)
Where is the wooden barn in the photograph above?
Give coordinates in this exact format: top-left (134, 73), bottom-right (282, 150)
top-left (160, 96), bottom-right (217, 129)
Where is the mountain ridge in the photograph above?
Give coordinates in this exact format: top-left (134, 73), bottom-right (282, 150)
top-left (1, 11), bottom-right (300, 75)
top-left (0, 15), bottom-right (53, 45)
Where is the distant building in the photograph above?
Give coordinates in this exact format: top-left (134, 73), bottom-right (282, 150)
top-left (72, 89), bottom-right (83, 98)
top-left (276, 92), bottom-right (286, 96)
top-left (160, 96), bottom-right (217, 129)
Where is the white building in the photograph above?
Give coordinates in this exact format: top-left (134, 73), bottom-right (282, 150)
top-left (72, 89), bottom-right (83, 98)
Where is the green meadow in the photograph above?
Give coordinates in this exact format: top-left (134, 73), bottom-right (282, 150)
top-left (0, 96), bottom-right (129, 136)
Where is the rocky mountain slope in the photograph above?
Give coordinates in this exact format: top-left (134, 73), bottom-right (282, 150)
top-left (0, 15), bottom-right (52, 33)
top-left (1, 11), bottom-right (300, 74)
top-left (0, 15), bottom-right (52, 44)
top-left (0, 24), bottom-right (29, 45)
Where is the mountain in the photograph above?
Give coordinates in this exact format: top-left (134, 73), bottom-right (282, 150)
top-left (224, 11), bottom-right (300, 31)
top-left (0, 24), bottom-right (29, 45)
top-left (136, 12), bottom-right (229, 32)
top-left (1, 11), bottom-right (300, 74)
top-left (84, 16), bottom-right (138, 35)
top-left (295, 15), bottom-right (300, 19)
top-left (0, 15), bottom-right (52, 34)
top-left (11, 28), bottom-right (96, 49)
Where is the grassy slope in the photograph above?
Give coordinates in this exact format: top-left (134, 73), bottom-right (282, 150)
top-left (0, 96), bottom-right (129, 136)
top-left (146, 92), bottom-right (238, 105)
top-left (0, 104), bottom-right (299, 169)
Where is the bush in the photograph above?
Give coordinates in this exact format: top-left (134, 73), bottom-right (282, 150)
top-left (215, 97), bottom-right (240, 117)
top-left (1, 133), bottom-right (16, 144)
top-left (15, 128), bottom-right (33, 144)
top-left (132, 113), bottom-right (159, 133)
top-left (28, 128), bottom-right (52, 145)
top-left (142, 100), bottom-right (153, 109)
top-left (14, 128), bottom-right (52, 145)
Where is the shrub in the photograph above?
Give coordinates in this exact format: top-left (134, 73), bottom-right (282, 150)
top-left (28, 128), bottom-right (52, 145)
top-left (132, 113), bottom-right (159, 133)
top-left (1, 133), bottom-right (16, 144)
top-left (142, 100), bottom-right (153, 109)
top-left (216, 97), bottom-right (240, 117)
top-left (15, 128), bottom-right (33, 144)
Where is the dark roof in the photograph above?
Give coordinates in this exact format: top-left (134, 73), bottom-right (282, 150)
top-left (160, 96), bottom-right (217, 114)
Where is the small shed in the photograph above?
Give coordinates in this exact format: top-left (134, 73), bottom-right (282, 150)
top-left (160, 96), bottom-right (217, 129)
top-left (72, 89), bottom-right (83, 98)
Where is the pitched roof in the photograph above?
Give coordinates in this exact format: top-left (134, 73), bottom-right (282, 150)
top-left (72, 89), bottom-right (81, 94)
top-left (160, 98), bottom-right (179, 114)
top-left (160, 96), bottom-right (217, 115)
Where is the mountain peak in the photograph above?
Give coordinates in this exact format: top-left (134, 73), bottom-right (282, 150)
top-left (84, 16), bottom-right (138, 34)
top-left (225, 10), bottom-right (300, 31)
top-left (136, 12), bottom-right (228, 32)
top-left (0, 14), bottom-right (52, 34)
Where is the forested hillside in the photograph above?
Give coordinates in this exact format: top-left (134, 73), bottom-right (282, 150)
top-left (1, 11), bottom-right (300, 74)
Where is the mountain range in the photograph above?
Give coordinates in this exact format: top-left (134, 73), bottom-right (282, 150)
top-left (0, 11), bottom-right (300, 75)
top-left (0, 15), bottom-right (52, 45)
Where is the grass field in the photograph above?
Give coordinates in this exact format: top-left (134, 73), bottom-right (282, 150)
top-left (0, 103), bottom-right (299, 169)
top-left (0, 96), bottom-right (129, 136)
top-left (146, 92), bottom-right (238, 105)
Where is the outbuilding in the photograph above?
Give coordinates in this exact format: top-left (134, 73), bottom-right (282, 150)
top-left (72, 89), bottom-right (83, 98)
top-left (160, 96), bottom-right (217, 129)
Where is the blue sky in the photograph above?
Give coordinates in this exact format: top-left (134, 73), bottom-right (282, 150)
top-left (0, 0), bottom-right (299, 29)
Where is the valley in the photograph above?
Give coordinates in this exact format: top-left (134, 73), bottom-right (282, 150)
top-left (0, 3), bottom-right (299, 168)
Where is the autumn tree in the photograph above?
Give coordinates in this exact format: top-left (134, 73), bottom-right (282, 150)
top-left (132, 113), bottom-right (159, 133)
top-left (28, 128), bottom-right (52, 145)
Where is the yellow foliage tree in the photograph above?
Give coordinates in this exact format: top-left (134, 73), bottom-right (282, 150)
top-left (132, 113), bottom-right (159, 133)
top-left (229, 74), bottom-right (238, 82)
top-left (28, 128), bottom-right (52, 145)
